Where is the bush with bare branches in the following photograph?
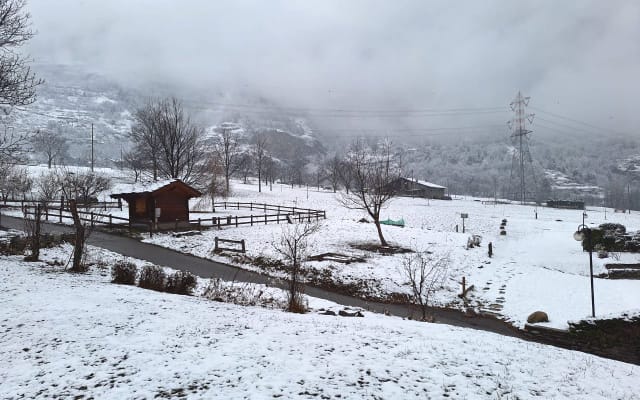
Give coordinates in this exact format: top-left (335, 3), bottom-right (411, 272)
top-left (400, 251), bottom-right (449, 321)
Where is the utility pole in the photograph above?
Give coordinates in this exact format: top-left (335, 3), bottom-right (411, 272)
top-left (508, 91), bottom-right (535, 204)
top-left (91, 123), bottom-right (94, 172)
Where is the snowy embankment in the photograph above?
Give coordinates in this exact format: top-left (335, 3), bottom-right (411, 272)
top-left (1, 247), bottom-right (639, 399)
top-left (144, 180), bottom-right (640, 330)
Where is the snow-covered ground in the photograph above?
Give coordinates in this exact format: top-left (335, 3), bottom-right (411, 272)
top-left (1, 246), bottom-right (639, 399)
top-left (142, 180), bottom-right (640, 329)
top-left (5, 167), bottom-right (640, 329)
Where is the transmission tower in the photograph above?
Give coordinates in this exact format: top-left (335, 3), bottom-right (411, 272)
top-left (507, 91), bottom-right (536, 204)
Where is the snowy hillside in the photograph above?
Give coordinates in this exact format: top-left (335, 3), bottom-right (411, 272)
top-left (145, 180), bottom-right (640, 330)
top-left (1, 248), bottom-right (638, 399)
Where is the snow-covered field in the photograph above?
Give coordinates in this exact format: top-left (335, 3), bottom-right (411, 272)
top-left (142, 180), bottom-right (640, 329)
top-left (5, 166), bottom-right (640, 329)
top-left (1, 246), bottom-right (639, 399)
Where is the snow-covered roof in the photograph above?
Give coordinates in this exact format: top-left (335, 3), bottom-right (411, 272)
top-left (110, 179), bottom-right (201, 198)
top-left (402, 177), bottom-right (446, 189)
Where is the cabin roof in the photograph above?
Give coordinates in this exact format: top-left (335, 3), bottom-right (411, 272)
top-left (110, 179), bottom-right (202, 199)
top-left (400, 177), bottom-right (446, 189)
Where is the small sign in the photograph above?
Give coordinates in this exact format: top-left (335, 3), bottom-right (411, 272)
top-left (155, 208), bottom-right (162, 218)
top-left (461, 213), bottom-right (469, 219)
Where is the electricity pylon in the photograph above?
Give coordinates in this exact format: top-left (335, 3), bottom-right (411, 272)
top-left (507, 91), bottom-right (536, 204)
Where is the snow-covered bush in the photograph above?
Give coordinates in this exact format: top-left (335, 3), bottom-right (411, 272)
top-left (166, 270), bottom-right (197, 295)
top-left (111, 261), bottom-right (137, 285)
top-left (202, 278), bottom-right (286, 308)
top-left (138, 265), bottom-right (166, 291)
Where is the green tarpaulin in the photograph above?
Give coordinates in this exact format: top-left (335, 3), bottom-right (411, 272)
top-left (380, 218), bottom-right (405, 227)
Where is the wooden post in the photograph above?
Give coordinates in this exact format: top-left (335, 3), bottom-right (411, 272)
top-left (237, 201), bottom-right (240, 210)
top-left (462, 276), bottom-right (466, 296)
top-left (90, 212), bottom-right (94, 228)
top-left (241, 239), bottom-right (245, 253)
top-left (224, 202), bottom-right (227, 210)
top-left (214, 236), bottom-right (219, 252)
top-left (198, 218), bottom-right (202, 231)
top-left (278, 205), bottom-right (280, 214)
top-left (118, 198), bottom-right (122, 211)
top-left (235, 216), bottom-right (238, 227)
top-left (263, 203), bottom-right (266, 212)
top-left (277, 213), bottom-right (280, 224)
top-left (250, 203), bottom-right (253, 211)
top-left (250, 215), bottom-right (253, 226)
top-left (264, 214), bottom-right (267, 225)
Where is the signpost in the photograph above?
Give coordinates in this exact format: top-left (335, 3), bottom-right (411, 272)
top-left (461, 213), bottom-right (468, 233)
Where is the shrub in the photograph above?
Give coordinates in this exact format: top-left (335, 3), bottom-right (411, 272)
top-left (111, 261), bottom-right (137, 285)
top-left (202, 278), bottom-right (285, 308)
top-left (138, 265), bottom-right (167, 291)
top-left (166, 270), bottom-right (197, 295)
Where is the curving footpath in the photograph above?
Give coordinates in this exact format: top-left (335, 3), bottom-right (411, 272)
top-left (5, 214), bottom-right (638, 365)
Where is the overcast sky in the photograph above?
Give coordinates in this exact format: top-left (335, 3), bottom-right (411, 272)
top-left (24, 0), bottom-right (640, 135)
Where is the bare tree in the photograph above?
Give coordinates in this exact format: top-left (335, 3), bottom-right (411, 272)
top-left (338, 158), bottom-right (354, 194)
top-left (34, 170), bottom-right (60, 214)
top-left (273, 222), bottom-right (320, 313)
top-left (400, 251), bottom-right (449, 321)
top-left (214, 126), bottom-right (244, 194)
top-left (156, 98), bottom-right (206, 185)
top-left (128, 97), bottom-right (205, 185)
top-left (31, 124), bottom-right (69, 168)
top-left (58, 169), bottom-right (111, 207)
top-left (0, 164), bottom-right (31, 201)
top-left (338, 139), bottom-right (400, 246)
top-left (207, 154), bottom-right (227, 207)
top-left (323, 154), bottom-right (341, 192)
top-left (22, 202), bottom-right (42, 261)
top-left (0, 0), bottom-right (43, 164)
top-left (252, 133), bottom-right (268, 192)
top-left (123, 146), bottom-right (145, 183)
top-left (129, 100), bottom-right (162, 180)
top-left (68, 199), bottom-right (87, 272)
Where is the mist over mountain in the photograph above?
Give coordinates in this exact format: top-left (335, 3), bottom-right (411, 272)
top-left (5, 1), bottom-right (639, 205)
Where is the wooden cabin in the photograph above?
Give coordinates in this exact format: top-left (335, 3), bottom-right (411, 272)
top-left (390, 177), bottom-right (448, 199)
top-left (110, 179), bottom-right (202, 228)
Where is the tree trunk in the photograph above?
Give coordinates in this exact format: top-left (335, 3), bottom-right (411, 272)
top-left (374, 219), bottom-right (388, 247)
top-left (69, 199), bottom-right (86, 272)
top-left (258, 168), bottom-right (262, 193)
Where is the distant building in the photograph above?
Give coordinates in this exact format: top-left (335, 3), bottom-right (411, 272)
top-left (546, 200), bottom-right (585, 210)
top-left (390, 177), bottom-right (448, 199)
top-left (110, 179), bottom-right (202, 228)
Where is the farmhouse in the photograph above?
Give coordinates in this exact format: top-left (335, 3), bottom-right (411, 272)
top-left (110, 179), bottom-right (201, 228)
top-left (390, 177), bottom-right (448, 199)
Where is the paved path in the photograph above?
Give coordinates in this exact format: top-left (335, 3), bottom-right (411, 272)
top-left (1, 215), bottom-right (518, 336)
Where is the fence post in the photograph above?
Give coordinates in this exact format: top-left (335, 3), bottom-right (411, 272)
top-left (278, 205), bottom-right (280, 214)
top-left (241, 239), bottom-right (245, 253)
top-left (235, 216), bottom-right (238, 227)
top-left (224, 202), bottom-right (227, 210)
top-left (212, 216), bottom-right (215, 227)
top-left (263, 203), bottom-right (266, 212)
top-left (277, 213), bottom-right (280, 224)
top-left (91, 212), bottom-right (94, 228)
top-left (237, 201), bottom-right (240, 210)
top-left (323, 211), bottom-right (326, 219)
top-left (59, 205), bottom-right (63, 223)
top-left (250, 203), bottom-right (253, 211)
top-left (218, 217), bottom-right (221, 229)
top-left (198, 218), bottom-right (202, 231)
top-left (250, 215), bottom-right (253, 226)
top-left (214, 236), bottom-right (219, 252)
top-left (118, 198), bottom-right (122, 211)
top-left (264, 214), bottom-right (267, 225)
top-left (109, 214), bottom-right (112, 228)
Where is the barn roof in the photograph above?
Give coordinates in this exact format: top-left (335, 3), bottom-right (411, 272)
top-left (400, 177), bottom-right (446, 189)
top-left (110, 179), bottom-right (202, 199)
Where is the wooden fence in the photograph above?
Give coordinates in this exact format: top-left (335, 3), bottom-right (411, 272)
top-left (16, 200), bottom-right (327, 234)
